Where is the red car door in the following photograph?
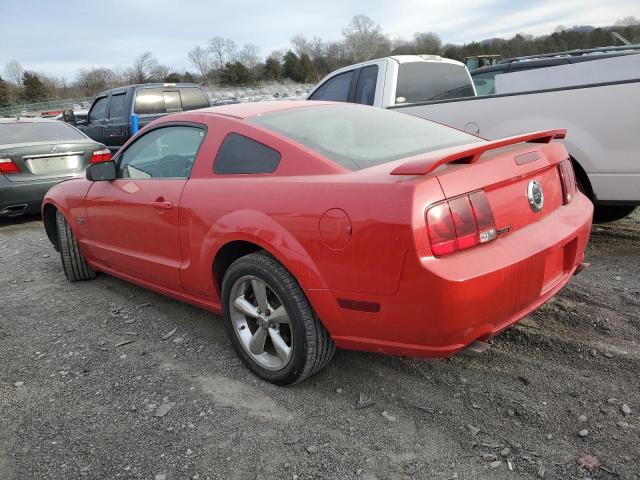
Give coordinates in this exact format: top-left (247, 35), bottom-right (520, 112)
top-left (84, 124), bottom-right (206, 290)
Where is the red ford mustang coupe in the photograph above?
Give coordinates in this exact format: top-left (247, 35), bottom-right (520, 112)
top-left (42, 101), bottom-right (593, 384)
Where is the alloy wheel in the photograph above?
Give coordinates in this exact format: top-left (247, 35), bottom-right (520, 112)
top-left (228, 275), bottom-right (293, 371)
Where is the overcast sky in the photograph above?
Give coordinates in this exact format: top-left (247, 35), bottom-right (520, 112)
top-left (1, 0), bottom-right (637, 79)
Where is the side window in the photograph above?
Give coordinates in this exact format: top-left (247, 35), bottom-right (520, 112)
top-left (354, 65), bottom-right (378, 106)
top-left (88, 96), bottom-right (109, 122)
top-left (117, 126), bottom-right (205, 179)
top-left (308, 70), bottom-right (354, 102)
top-left (134, 88), bottom-right (165, 115)
top-left (472, 71), bottom-right (498, 96)
top-left (179, 88), bottom-right (209, 110)
top-left (214, 133), bottom-right (280, 174)
top-left (108, 93), bottom-right (126, 119)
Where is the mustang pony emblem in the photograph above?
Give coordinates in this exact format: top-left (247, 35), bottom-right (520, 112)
top-left (528, 180), bottom-right (544, 212)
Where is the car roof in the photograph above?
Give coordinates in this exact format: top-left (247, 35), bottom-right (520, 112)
top-left (96, 82), bottom-right (203, 97)
top-left (191, 100), bottom-right (337, 120)
top-left (389, 55), bottom-right (465, 67)
top-left (0, 117), bottom-right (61, 124)
top-left (470, 51), bottom-right (638, 75)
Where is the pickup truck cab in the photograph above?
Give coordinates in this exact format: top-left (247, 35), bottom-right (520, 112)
top-left (307, 55), bottom-right (475, 107)
top-left (308, 54), bottom-right (640, 222)
top-left (69, 83), bottom-right (210, 152)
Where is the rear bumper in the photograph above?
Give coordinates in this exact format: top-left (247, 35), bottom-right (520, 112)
top-left (307, 193), bottom-right (593, 358)
top-left (0, 174), bottom-right (78, 216)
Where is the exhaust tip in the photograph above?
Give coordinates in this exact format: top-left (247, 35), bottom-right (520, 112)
top-left (460, 340), bottom-right (491, 357)
top-left (0, 204), bottom-right (28, 217)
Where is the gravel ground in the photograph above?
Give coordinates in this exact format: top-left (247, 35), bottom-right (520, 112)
top-left (1, 211), bottom-right (638, 480)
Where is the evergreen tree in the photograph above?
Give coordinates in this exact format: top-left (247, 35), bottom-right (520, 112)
top-left (219, 61), bottom-right (252, 86)
top-left (262, 56), bottom-right (284, 81)
top-left (0, 76), bottom-right (9, 107)
top-left (21, 72), bottom-right (48, 103)
top-left (283, 51), bottom-right (304, 82)
top-left (299, 53), bottom-right (318, 82)
top-left (183, 71), bottom-right (195, 83)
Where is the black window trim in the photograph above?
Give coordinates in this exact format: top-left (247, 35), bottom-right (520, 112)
top-left (107, 92), bottom-right (128, 119)
top-left (352, 64), bottom-right (379, 105)
top-left (213, 132), bottom-right (281, 175)
top-left (88, 95), bottom-right (109, 122)
top-left (309, 69), bottom-right (358, 102)
top-left (114, 121), bottom-right (208, 180)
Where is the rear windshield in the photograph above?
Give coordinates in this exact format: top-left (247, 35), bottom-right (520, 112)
top-left (251, 105), bottom-right (480, 171)
top-left (0, 121), bottom-right (86, 145)
top-left (134, 87), bottom-right (209, 115)
top-left (395, 62), bottom-right (476, 104)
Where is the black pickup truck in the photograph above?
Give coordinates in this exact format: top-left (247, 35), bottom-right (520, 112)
top-left (65, 83), bottom-right (210, 152)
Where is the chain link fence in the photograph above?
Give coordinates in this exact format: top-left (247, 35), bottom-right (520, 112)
top-left (0, 97), bottom-right (95, 117)
top-left (0, 84), bottom-right (317, 118)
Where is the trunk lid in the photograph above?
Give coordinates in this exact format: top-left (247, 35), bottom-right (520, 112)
top-left (0, 140), bottom-right (100, 182)
top-left (433, 141), bottom-right (568, 234)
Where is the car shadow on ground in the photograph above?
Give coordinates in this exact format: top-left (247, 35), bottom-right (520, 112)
top-left (0, 213), bottom-right (41, 229)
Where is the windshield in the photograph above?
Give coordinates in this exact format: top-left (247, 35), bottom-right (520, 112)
top-left (251, 105), bottom-right (480, 171)
top-left (0, 121), bottom-right (86, 145)
top-left (395, 62), bottom-right (476, 104)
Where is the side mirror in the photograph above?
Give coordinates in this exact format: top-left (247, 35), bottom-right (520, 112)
top-left (62, 110), bottom-right (76, 124)
top-left (86, 161), bottom-right (116, 181)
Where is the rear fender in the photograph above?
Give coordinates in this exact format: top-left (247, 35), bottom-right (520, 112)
top-left (199, 209), bottom-right (327, 292)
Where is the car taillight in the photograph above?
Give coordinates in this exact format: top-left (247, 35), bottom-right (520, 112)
top-left (0, 157), bottom-right (20, 174)
top-left (558, 159), bottom-right (576, 205)
top-left (91, 149), bottom-right (112, 164)
top-left (426, 190), bottom-right (497, 257)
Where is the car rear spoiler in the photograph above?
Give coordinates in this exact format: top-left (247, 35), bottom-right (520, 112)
top-left (390, 129), bottom-right (566, 175)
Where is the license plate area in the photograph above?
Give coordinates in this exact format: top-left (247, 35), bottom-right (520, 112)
top-left (25, 155), bottom-right (83, 174)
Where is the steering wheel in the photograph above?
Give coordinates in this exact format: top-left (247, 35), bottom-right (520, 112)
top-left (154, 154), bottom-right (190, 177)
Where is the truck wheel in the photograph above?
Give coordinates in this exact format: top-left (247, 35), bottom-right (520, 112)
top-left (55, 211), bottom-right (97, 281)
top-left (593, 205), bottom-right (636, 223)
top-left (221, 252), bottom-right (335, 385)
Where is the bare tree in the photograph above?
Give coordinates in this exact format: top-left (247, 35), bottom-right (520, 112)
top-left (128, 51), bottom-right (159, 84)
top-left (323, 41), bottom-right (352, 69)
top-left (151, 64), bottom-right (171, 82)
top-left (342, 15), bottom-right (391, 62)
top-left (4, 60), bottom-right (24, 85)
top-left (614, 16), bottom-right (639, 27)
top-left (208, 37), bottom-right (237, 70)
top-left (308, 37), bottom-right (325, 59)
top-left (110, 65), bottom-right (129, 87)
top-left (269, 49), bottom-right (287, 62)
top-left (38, 73), bottom-right (66, 99)
top-left (291, 34), bottom-right (311, 57)
top-left (76, 67), bottom-right (114, 96)
top-left (413, 32), bottom-right (442, 54)
top-left (238, 44), bottom-right (261, 73)
top-left (188, 46), bottom-right (212, 78)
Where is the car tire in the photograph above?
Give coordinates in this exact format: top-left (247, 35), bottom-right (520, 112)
top-left (593, 205), bottom-right (636, 224)
top-left (55, 211), bottom-right (97, 282)
top-left (221, 251), bottom-right (335, 385)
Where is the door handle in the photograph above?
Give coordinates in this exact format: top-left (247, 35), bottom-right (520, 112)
top-left (151, 200), bottom-right (173, 210)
